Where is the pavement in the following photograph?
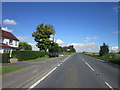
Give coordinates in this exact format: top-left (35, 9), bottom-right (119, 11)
top-left (2, 54), bottom-right (119, 89)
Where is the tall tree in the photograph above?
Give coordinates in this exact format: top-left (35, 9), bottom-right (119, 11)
top-left (19, 42), bottom-right (32, 50)
top-left (99, 43), bottom-right (109, 56)
top-left (32, 24), bottom-right (56, 51)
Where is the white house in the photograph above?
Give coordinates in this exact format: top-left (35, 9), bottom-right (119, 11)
top-left (0, 29), bottom-right (19, 53)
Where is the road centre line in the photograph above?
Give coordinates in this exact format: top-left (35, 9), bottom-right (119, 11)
top-left (105, 82), bottom-right (114, 90)
top-left (85, 62), bottom-right (94, 71)
top-left (29, 67), bottom-right (57, 89)
top-left (29, 55), bottom-right (71, 89)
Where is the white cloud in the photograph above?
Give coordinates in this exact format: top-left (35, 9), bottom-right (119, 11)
top-left (3, 19), bottom-right (17, 25)
top-left (113, 6), bottom-right (120, 12)
top-left (17, 36), bottom-right (30, 40)
top-left (56, 39), bottom-right (64, 44)
top-left (84, 40), bottom-right (88, 43)
top-left (110, 46), bottom-right (119, 53)
top-left (49, 38), bottom-right (53, 40)
top-left (86, 37), bottom-right (98, 40)
top-left (70, 43), bottom-right (99, 52)
top-left (112, 31), bottom-right (120, 34)
top-left (28, 43), bottom-right (39, 51)
top-left (60, 42), bottom-right (99, 52)
top-left (2, 27), bottom-right (13, 32)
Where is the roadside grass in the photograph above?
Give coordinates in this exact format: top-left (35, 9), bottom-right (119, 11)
top-left (0, 65), bottom-right (29, 75)
top-left (83, 53), bottom-right (120, 65)
top-left (3, 57), bottom-right (50, 65)
top-left (21, 57), bottom-right (50, 62)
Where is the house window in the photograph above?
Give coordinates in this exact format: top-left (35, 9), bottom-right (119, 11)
top-left (15, 41), bottom-right (17, 46)
top-left (6, 42), bottom-right (8, 45)
top-left (9, 39), bottom-right (13, 45)
top-left (2, 38), bottom-right (4, 42)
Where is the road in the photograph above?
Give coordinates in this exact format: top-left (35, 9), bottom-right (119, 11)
top-left (2, 55), bottom-right (69, 88)
top-left (31, 53), bottom-right (119, 89)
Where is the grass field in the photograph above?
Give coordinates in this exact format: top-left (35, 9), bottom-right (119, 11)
top-left (0, 65), bottom-right (29, 75)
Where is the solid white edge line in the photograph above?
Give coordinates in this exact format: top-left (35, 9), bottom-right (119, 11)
top-left (58, 64), bottom-right (61, 66)
top-left (105, 82), bottom-right (114, 90)
top-left (62, 55), bottom-right (71, 62)
top-left (82, 58), bottom-right (84, 61)
top-left (85, 62), bottom-right (94, 71)
top-left (29, 67), bottom-right (57, 89)
top-left (29, 55), bottom-right (72, 89)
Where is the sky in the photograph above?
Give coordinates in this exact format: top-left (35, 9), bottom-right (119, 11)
top-left (2, 2), bottom-right (119, 52)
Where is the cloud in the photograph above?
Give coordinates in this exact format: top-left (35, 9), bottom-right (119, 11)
top-left (56, 39), bottom-right (64, 44)
top-left (60, 42), bottom-right (99, 52)
top-left (2, 27), bottom-right (13, 32)
top-left (112, 31), bottom-right (120, 34)
top-left (3, 19), bottom-right (17, 25)
top-left (110, 46), bottom-right (119, 53)
top-left (86, 37), bottom-right (98, 40)
top-left (17, 36), bottom-right (30, 40)
top-left (70, 43), bottom-right (100, 52)
top-left (28, 43), bottom-right (39, 51)
top-left (84, 40), bottom-right (88, 43)
top-left (113, 6), bottom-right (120, 12)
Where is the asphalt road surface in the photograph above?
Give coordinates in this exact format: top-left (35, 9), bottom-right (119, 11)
top-left (31, 53), bottom-right (119, 89)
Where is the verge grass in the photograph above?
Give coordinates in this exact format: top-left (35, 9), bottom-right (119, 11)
top-left (0, 65), bottom-right (29, 75)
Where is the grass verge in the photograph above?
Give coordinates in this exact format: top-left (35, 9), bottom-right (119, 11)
top-left (83, 53), bottom-right (120, 65)
top-left (21, 57), bottom-right (49, 62)
top-left (0, 65), bottom-right (29, 75)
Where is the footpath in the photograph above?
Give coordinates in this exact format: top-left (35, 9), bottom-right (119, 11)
top-left (2, 55), bottom-right (69, 88)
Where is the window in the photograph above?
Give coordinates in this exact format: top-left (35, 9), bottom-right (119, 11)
top-left (9, 39), bottom-right (13, 45)
top-left (15, 41), bottom-right (17, 46)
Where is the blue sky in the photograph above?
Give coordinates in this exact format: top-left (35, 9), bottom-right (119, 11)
top-left (2, 2), bottom-right (119, 52)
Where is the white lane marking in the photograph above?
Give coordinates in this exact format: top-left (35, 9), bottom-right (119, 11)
top-left (32, 70), bottom-right (38, 73)
top-left (60, 63), bottom-right (62, 65)
top-left (85, 62), bottom-right (94, 71)
top-left (29, 55), bottom-right (71, 89)
top-left (29, 67), bottom-right (57, 88)
top-left (105, 82), bottom-right (114, 90)
top-left (82, 58), bottom-right (84, 61)
top-left (58, 64), bottom-right (61, 66)
top-left (62, 55), bottom-right (71, 62)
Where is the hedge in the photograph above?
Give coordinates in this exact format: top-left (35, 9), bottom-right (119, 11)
top-left (0, 53), bottom-right (10, 63)
top-left (12, 51), bottom-right (48, 61)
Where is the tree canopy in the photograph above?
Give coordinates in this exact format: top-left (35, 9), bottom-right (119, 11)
top-left (99, 43), bottom-right (109, 56)
top-left (19, 42), bottom-right (32, 51)
top-left (32, 24), bottom-right (57, 51)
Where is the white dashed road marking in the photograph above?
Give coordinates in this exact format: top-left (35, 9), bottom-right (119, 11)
top-left (85, 62), bottom-right (94, 71)
top-left (105, 82), bottom-right (114, 90)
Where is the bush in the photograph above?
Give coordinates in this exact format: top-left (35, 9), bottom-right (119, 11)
top-left (0, 53), bottom-right (10, 63)
top-left (12, 51), bottom-right (47, 61)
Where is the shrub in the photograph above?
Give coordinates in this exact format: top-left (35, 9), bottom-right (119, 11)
top-left (0, 53), bottom-right (10, 63)
top-left (12, 51), bottom-right (47, 61)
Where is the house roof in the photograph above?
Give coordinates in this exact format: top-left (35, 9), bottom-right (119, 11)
top-left (0, 29), bottom-right (19, 41)
top-left (0, 43), bottom-right (19, 49)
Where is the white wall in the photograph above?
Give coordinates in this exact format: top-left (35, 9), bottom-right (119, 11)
top-left (2, 38), bottom-right (19, 47)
